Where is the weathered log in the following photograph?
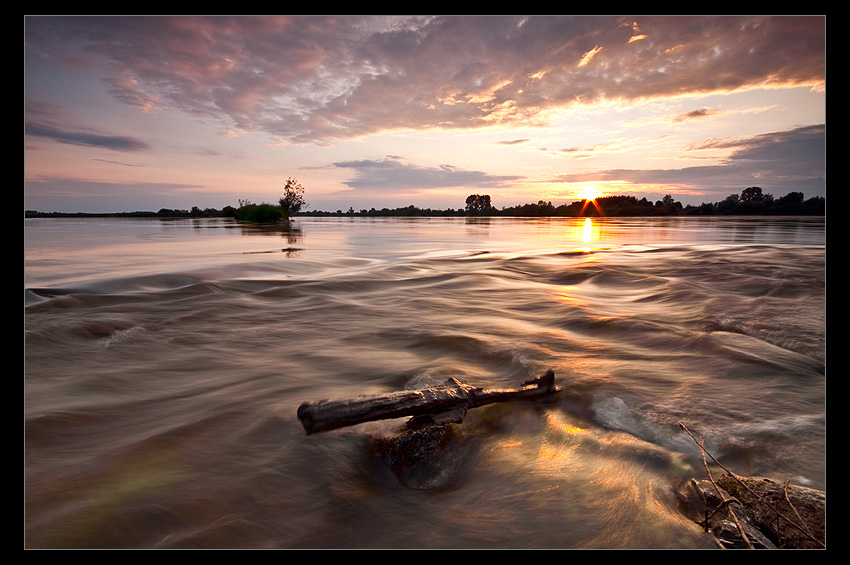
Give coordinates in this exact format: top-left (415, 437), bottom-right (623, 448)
top-left (297, 369), bottom-right (560, 435)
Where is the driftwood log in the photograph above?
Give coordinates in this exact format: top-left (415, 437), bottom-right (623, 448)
top-left (297, 369), bottom-right (560, 435)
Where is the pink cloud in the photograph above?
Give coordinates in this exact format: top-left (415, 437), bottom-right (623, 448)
top-left (27, 16), bottom-right (825, 147)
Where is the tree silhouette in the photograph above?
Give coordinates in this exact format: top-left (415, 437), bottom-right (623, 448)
top-left (279, 177), bottom-right (307, 218)
top-left (741, 186), bottom-right (764, 202)
top-left (465, 194), bottom-right (493, 215)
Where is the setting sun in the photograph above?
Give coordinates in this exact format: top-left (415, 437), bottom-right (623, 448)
top-left (577, 186), bottom-right (604, 216)
top-left (583, 186), bottom-right (600, 201)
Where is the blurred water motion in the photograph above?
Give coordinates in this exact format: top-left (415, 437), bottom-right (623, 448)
top-left (25, 216), bottom-right (825, 548)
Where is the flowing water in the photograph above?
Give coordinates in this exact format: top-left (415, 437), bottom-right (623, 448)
top-left (24, 215), bottom-right (826, 549)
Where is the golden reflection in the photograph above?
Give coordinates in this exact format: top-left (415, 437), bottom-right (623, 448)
top-left (547, 412), bottom-right (587, 436)
top-left (568, 217), bottom-right (602, 251)
top-left (496, 439), bottom-right (525, 450)
top-left (555, 285), bottom-right (583, 305)
top-left (533, 413), bottom-right (587, 471)
top-left (537, 442), bottom-right (579, 464)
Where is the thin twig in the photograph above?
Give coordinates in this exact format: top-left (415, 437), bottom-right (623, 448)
top-left (783, 480), bottom-right (819, 544)
top-left (679, 422), bottom-right (752, 548)
top-left (679, 422), bottom-right (824, 549)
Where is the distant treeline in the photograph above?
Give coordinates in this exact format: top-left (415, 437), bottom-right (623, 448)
top-left (25, 187), bottom-right (824, 219)
top-left (25, 205), bottom-right (237, 219)
top-left (292, 187), bottom-right (826, 218)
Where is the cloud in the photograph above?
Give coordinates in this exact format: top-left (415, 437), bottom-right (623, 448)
top-left (24, 121), bottom-right (150, 152)
top-left (550, 124), bottom-right (825, 199)
top-left (24, 97), bottom-right (150, 152)
top-left (672, 107), bottom-right (719, 122)
top-left (93, 159), bottom-right (146, 167)
top-left (558, 140), bottom-right (630, 154)
top-left (25, 16), bottom-right (825, 145)
top-left (333, 156), bottom-right (522, 192)
top-left (700, 124), bottom-right (824, 164)
top-left (578, 46), bottom-right (604, 67)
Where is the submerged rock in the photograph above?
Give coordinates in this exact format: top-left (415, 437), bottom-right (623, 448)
top-left (369, 423), bottom-right (473, 490)
top-left (716, 475), bottom-right (825, 549)
top-left (677, 474), bottom-right (825, 549)
top-left (678, 477), bottom-right (777, 548)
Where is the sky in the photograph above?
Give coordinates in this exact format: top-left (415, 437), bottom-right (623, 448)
top-left (24, 15), bottom-right (826, 213)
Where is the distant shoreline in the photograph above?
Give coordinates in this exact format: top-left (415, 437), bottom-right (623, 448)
top-left (24, 210), bottom-right (826, 219)
top-left (24, 209), bottom-right (825, 219)
top-left (24, 191), bottom-right (825, 219)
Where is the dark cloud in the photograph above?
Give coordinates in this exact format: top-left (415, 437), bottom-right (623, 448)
top-left (24, 96), bottom-right (151, 152)
top-left (333, 156), bottom-right (522, 191)
top-left (673, 107), bottom-right (719, 122)
top-left (553, 124), bottom-right (825, 200)
top-left (24, 121), bottom-right (150, 152)
top-left (25, 16), bottom-right (825, 145)
top-left (93, 159), bottom-right (146, 167)
top-left (719, 124), bottom-right (824, 165)
top-left (558, 141), bottom-right (626, 154)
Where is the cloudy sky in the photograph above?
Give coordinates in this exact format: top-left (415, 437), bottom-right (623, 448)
top-left (24, 15), bottom-right (825, 213)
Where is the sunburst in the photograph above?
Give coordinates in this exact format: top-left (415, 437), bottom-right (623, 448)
top-left (583, 186), bottom-right (600, 201)
top-left (579, 186), bottom-right (603, 216)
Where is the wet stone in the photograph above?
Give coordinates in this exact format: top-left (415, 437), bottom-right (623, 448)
top-left (369, 423), bottom-right (472, 490)
top-left (677, 474), bottom-right (825, 549)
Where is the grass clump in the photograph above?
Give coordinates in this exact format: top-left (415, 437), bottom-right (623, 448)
top-left (234, 202), bottom-right (284, 223)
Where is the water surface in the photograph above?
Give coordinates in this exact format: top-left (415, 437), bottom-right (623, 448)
top-left (24, 216), bottom-right (826, 548)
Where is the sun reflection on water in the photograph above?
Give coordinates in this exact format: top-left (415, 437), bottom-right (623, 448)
top-left (547, 412), bottom-right (587, 437)
top-left (567, 217), bottom-right (601, 252)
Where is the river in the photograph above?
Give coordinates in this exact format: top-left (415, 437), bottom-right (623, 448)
top-left (24, 215), bottom-right (826, 549)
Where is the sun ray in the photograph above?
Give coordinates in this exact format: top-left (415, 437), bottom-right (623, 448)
top-left (578, 187), bottom-right (604, 216)
top-left (583, 186), bottom-right (599, 201)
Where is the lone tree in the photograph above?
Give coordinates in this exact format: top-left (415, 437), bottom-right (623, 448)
top-left (465, 194), bottom-right (493, 215)
top-left (279, 177), bottom-right (308, 218)
top-left (741, 186), bottom-right (764, 202)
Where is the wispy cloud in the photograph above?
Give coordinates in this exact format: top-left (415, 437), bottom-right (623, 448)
top-left (24, 97), bottom-right (150, 152)
top-left (24, 121), bottom-right (150, 152)
top-left (672, 107), bottom-right (719, 122)
top-left (333, 156), bottom-right (522, 193)
top-left (551, 124), bottom-right (825, 198)
top-left (578, 46), bottom-right (604, 67)
top-left (25, 16), bottom-right (825, 146)
top-left (24, 15), bottom-right (826, 212)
